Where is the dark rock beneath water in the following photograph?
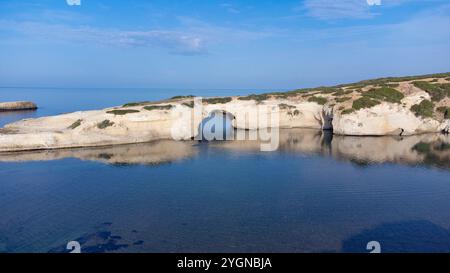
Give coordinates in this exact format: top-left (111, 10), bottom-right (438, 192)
top-left (0, 101), bottom-right (37, 111)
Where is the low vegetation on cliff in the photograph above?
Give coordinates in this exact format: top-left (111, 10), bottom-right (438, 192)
top-left (308, 96), bottom-right (327, 105)
top-left (352, 97), bottom-right (381, 111)
top-left (107, 109), bottom-right (140, 115)
top-left (143, 105), bottom-right (174, 111)
top-left (411, 100), bottom-right (435, 118)
top-left (362, 87), bottom-right (404, 103)
top-left (203, 97), bottom-right (233, 104)
top-left (68, 119), bottom-right (83, 129)
top-left (413, 81), bottom-right (450, 102)
top-left (97, 120), bottom-right (115, 129)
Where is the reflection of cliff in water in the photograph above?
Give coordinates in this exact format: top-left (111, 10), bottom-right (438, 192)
top-left (210, 129), bottom-right (450, 171)
top-left (0, 140), bottom-right (198, 166)
top-left (0, 129), bottom-right (449, 170)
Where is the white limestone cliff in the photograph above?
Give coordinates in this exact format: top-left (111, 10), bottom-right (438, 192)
top-left (1, 75), bottom-right (449, 152)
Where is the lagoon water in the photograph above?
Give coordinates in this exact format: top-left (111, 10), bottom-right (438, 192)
top-left (1, 87), bottom-right (450, 253)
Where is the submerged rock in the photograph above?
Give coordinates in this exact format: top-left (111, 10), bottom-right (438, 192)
top-left (0, 101), bottom-right (37, 111)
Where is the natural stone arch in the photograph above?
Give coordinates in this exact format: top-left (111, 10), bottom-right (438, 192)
top-left (197, 109), bottom-right (236, 141)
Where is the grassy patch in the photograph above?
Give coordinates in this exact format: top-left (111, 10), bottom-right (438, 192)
top-left (97, 120), bottom-right (114, 129)
top-left (335, 97), bottom-right (351, 103)
top-left (143, 105), bottom-right (174, 111)
top-left (341, 108), bottom-right (355, 115)
top-left (383, 83), bottom-right (400, 88)
top-left (362, 87), bottom-right (404, 103)
top-left (352, 97), bottom-right (381, 110)
top-left (203, 97), bottom-right (232, 104)
top-left (106, 109), bottom-right (140, 115)
top-left (317, 87), bottom-right (340, 94)
top-left (413, 81), bottom-right (447, 101)
top-left (238, 94), bottom-right (270, 102)
top-left (345, 72), bottom-right (450, 87)
top-left (288, 109), bottom-right (301, 116)
top-left (182, 101), bottom-right (195, 108)
top-left (439, 83), bottom-right (450, 97)
top-left (332, 89), bottom-right (353, 96)
top-left (171, 95), bottom-right (195, 100)
top-left (278, 103), bottom-right (296, 110)
top-left (437, 106), bottom-right (450, 119)
top-left (123, 101), bottom-right (152, 107)
top-left (68, 119), bottom-right (82, 129)
top-left (308, 96), bottom-right (327, 105)
top-left (410, 100), bottom-right (435, 118)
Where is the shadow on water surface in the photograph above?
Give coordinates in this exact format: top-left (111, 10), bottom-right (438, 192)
top-left (48, 222), bottom-right (146, 253)
top-left (342, 220), bottom-right (450, 253)
top-left (0, 129), bottom-right (449, 171)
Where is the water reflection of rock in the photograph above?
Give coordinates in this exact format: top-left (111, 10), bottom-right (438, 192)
top-left (0, 129), bottom-right (449, 170)
top-left (210, 129), bottom-right (450, 170)
top-left (0, 140), bottom-right (197, 165)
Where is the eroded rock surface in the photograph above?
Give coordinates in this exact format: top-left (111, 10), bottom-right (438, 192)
top-left (1, 73), bottom-right (449, 152)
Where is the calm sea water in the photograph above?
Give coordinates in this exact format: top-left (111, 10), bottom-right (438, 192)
top-left (1, 87), bottom-right (450, 253)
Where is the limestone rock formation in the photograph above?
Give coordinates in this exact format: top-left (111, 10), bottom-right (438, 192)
top-left (0, 72), bottom-right (449, 152)
top-left (0, 101), bottom-right (37, 111)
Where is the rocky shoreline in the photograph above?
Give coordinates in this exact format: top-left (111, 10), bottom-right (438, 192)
top-left (0, 73), bottom-right (449, 152)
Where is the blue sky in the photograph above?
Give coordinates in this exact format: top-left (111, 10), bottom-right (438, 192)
top-left (1, 0), bottom-right (450, 89)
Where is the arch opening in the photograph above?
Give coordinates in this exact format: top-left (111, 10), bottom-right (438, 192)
top-left (198, 110), bottom-right (235, 141)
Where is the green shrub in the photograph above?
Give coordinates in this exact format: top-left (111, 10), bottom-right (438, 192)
top-left (384, 83), bottom-right (400, 88)
top-left (143, 105), bottom-right (174, 111)
top-left (106, 109), bottom-right (140, 115)
top-left (437, 106), bottom-right (450, 119)
top-left (123, 101), bottom-right (152, 107)
top-left (203, 97), bottom-right (232, 104)
top-left (352, 97), bottom-right (381, 110)
top-left (308, 96), bottom-right (327, 105)
top-left (362, 87), bottom-right (404, 103)
top-left (68, 119), bottom-right (82, 129)
top-left (439, 83), bottom-right (450, 97)
top-left (350, 72), bottom-right (450, 85)
top-left (171, 95), bottom-right (195, 100)
top-left (341, 108), bottom-right (355, 115)
top-left (335, 97), bottom-right (351, 103)
top-left (182, 101), bottom-right (195, 108)
top-left (238, 94), bottom-right (269, 102)
top-left (410, 100), bottom-right (435, 118)
top-left (97, 120), bottom-right (114, 129)
top-left (333, 89), bottom-right (353, 96)
top-left (278, 103), bottom-right (296, 110)
top-left (317, 87), bottom-right (340, 94)
top-left (413, 81), bottom-right (447, 101)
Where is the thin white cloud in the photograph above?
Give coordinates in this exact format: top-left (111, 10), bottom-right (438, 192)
top-left (299, 0), bottom-right (420, 20)
top-left (0, 20), bottom-right (208, 55)
top-left (299, 0), bottom-right (374, 20)
top-left (220, 3), bottom-right (240, 14)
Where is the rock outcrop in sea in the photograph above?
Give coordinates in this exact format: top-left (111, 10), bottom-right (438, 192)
top-left (0, 101), bottom-right (37, 112)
